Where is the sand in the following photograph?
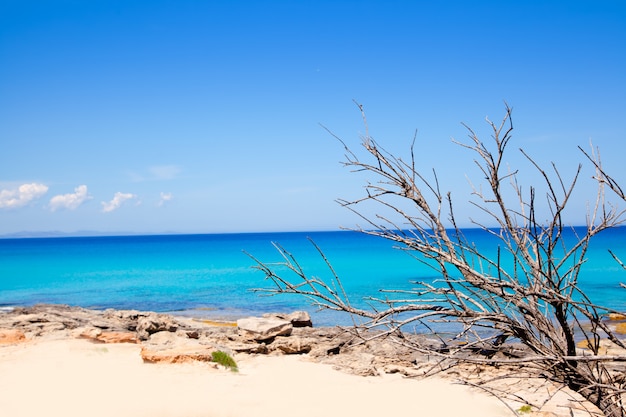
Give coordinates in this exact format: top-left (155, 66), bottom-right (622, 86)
top-left (0, 337), bottom-right (512, 417)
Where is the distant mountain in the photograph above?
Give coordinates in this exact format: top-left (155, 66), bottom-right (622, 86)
top-left (0, 230), bottom-right (142, 239)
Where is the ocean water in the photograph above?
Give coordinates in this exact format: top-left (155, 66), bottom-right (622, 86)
top-left (1, 228), bottom-right (625, 327)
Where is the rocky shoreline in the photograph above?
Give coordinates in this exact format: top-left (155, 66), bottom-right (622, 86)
top-left (0, 304), bottom-right (422, 376)
top-left (0, 304), bottom-right (619, 416)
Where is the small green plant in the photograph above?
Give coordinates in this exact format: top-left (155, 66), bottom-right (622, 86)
top-left (211, 350), bottom-right (238, 372)
top-left (517, 405), bottom-right (532, 415)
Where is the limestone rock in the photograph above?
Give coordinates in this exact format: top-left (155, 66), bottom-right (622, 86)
top-left (608, 313), bottom-right (626, 321)
top-left (136, 314), bottom-right (178, 340)
top-left (76, 327), bottom-right (138, 343)
top-left (77, 326), bottom-right (103, 340)
top-left (146, 330), bottom-right (181, 346)
top-left (0, 329), bottom-right (26, 344)
top-left (576, 338), bottom-right (626, 355)
top-left (96, 331), bottom-right (138, 344)
top-left (237, 317), bottom-right (293, 342)
top-left (140, 345), bottom-right (215, 363)
top-left (346, 353), bottom-right (377, 376)
top-left (228, 342), bottom-right (269, 354)
top-left (141, 331), bottom-right (214, 363)
top-left (265, 311), bottom-right (312, 328)
top-left (615, 322), bottom-right (626, 335)
top-left (269, 336), bottom-right (314, 354)
top-left (101, 309), bottom-right (143, 330)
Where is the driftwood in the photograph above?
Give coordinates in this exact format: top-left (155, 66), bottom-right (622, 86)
top-left (251, 104), bottom-right (626, 416)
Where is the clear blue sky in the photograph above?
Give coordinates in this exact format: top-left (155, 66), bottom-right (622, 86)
top-left (1, 0), bottom-right (625, 235)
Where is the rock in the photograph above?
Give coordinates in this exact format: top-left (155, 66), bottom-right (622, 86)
top-left (146, 330), bottom-right (181, 346)
top-left (28, 321), bottom-right (67, 336)
top-left (228, 342), bottom-right (269, 354)
top-left (269, 336), bottom-right (314, 354)
top-left (265, 311), bottom-right (312, 328)
top-left (303, 328), bottom-right (353, 357)
top-left (577, 339), bottom-right (626, 356)
top-left (381, 364), bottom-right (420, 377)
top-left (237, 317), bottom-right (293, 342)
top-left (140, 331), bottom-right (214, 363)
top-left (136, 314), bottom-right (178, 340)
top-left (14, 313), bottom-right (50, 324)
top-left (77, 326), bottom-right (103, 340)
top-left (186, 330), bottom-right (200, 339)
top-left (287, 311), bottom-right (313, 327)
top-left (608, 313), bottom-right (626, 321)
top-left (0, 329), bottom-right (26, 344)
top-left (615, 322), bottom-right (626, 335)
top-left (90, 320), bottom-right (115, 329)
top-left (96, 331), bottom-right (138, 344)
top-left (140, 345), bottom-right (215, 363)
top-left (102, 309), bottom-right (143, 330)
top-left (347, 352), bottom-right (377, 376)
top-left (77, 327), bottom-right (138, 343)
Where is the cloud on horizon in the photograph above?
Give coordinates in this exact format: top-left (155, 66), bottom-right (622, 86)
top-left (101, 192), bottom-right (137, 213)
top-left (0, 183), bottom-right (49, 209)
top-left (49, 185), bottom-right (91, 211)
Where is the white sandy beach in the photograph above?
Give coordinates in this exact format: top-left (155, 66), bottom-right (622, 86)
top-left (0, 337), bottom-right (512, 417)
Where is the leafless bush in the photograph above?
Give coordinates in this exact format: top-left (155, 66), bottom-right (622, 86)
top-left (251, 105), bottom-right (626, 416)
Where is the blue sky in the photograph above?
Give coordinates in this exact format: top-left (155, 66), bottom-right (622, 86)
top-left (1, 1), bottom-right (625, 235)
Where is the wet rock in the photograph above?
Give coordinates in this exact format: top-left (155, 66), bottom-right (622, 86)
top-left (608, 313), bottom-right (626, 321)
top-left (577, 339), bottom-right (626, 356)
top-left (615, 323), bottom-right (626, 335)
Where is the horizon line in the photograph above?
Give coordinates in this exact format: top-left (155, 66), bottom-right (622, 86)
top-left (0, 224), bottom-right (612, 240)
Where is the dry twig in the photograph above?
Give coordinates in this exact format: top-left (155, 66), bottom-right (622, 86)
top-left (251, 105), bottom-right (626, 416)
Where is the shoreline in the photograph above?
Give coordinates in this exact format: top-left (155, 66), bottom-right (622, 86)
top-left (0, 304), bottom-right (606, 417)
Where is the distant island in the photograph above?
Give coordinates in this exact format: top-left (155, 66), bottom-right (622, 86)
top-left (0, 230), bottom-right (153, 239)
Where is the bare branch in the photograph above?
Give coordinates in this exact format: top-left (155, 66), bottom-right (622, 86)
top-left (250, 106), bottom-right (626, 416)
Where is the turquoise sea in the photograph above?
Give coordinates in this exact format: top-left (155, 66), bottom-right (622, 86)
top-left (1, 228), bottom-right (625, 327)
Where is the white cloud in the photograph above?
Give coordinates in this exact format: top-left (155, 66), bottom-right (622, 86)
top-left (157, 192), bottom-right (173, 207)
top-left (101, 192), bottom-right (136, 213)
top-left (49, 185), bottom-right (91, 211)
top-left (0, 183), bottom-right (48, 209)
